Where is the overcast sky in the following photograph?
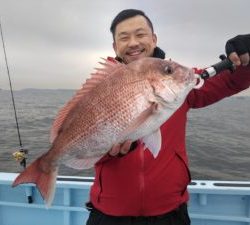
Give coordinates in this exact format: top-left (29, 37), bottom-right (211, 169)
top-left (0, 0), bottom-right (250, 95)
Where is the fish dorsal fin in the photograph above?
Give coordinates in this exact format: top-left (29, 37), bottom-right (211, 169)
top-left (50, 57), bottom-right (124, 143)
top-left (92, 57), bottom-right (124, 77)
top-left (142, 129), bottom-right (162, 158)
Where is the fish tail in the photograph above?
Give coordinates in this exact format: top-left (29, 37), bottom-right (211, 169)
top-left (12, 155), bottom-right (58, 207)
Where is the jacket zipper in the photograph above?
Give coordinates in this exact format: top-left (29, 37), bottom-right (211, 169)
top-left (97, 163), bottom-right (104, 202)
top-left (139, 146), bottom-right (145, 214)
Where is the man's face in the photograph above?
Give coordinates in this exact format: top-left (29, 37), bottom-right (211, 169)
top-left (113, 15), bottom-right (157, 64)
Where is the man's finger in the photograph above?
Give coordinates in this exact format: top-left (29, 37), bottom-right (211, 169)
top-left (120, 140), bottom-right (133, 155)
top-left (109, 144), bottom-right (121, 156)
top-left (239, 53), bottom-right (250, 66)
top-left (229, 52), bottom-right (241, 66)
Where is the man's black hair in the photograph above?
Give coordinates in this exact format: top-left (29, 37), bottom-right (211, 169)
top-left (110, 9), bottom-right (154, 39)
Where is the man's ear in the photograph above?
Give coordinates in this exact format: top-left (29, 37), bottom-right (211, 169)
top-left (153, 33), bottom-right (157, 47)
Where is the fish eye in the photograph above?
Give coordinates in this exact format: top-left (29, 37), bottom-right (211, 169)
top-left (164, 65), bottom-right (173, 75)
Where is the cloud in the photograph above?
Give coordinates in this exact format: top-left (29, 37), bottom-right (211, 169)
top-left (0, 0), bottom-right (250, 96)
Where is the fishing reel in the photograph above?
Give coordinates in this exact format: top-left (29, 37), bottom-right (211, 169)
top-left (12, 149), bottom-right (28, 169)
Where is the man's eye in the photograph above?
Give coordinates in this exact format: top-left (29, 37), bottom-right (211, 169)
top-left (164, 66), bottom-right (174, 75)
top-left (119, 37), bottom-right (129, 41)
top-left (137, 33), bottom-right (146, 38)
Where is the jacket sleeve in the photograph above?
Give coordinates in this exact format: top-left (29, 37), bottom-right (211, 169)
top-left (187, 66), bottom-right (250, 108)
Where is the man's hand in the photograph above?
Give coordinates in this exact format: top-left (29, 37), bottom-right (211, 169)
top-left (108, 140), bottom-right (133, 156)
top-left (226, 34), bottom-right (250, 66)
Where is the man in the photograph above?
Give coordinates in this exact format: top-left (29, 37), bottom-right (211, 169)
top-left (86, 9), bottom-right (250, 225)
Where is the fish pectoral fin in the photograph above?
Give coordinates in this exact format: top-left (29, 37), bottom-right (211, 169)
top-left (64, 156), bottom-right (101, 170)
top-left (142, 129), bottom-right (162, 158)
top-left (120, 102), bottom-right (158, 138)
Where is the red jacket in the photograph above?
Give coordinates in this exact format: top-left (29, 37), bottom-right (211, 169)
top-left (90, 65), bottom-right (250, 216)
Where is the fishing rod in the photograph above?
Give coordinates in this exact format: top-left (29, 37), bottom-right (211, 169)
top-left (0, 19), bottom-right (28, 169)
top-left (200, 54), bottom-right (236, 79)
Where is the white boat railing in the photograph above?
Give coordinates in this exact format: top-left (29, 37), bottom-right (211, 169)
top-left (1, 172), bottom-right (250, 225)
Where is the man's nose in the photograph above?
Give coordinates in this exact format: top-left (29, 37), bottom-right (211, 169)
top-left (128, 36), bottom-right (139, 47)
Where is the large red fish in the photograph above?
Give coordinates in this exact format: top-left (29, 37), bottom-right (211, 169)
top-left (12, 57), bottom-right (203, 206)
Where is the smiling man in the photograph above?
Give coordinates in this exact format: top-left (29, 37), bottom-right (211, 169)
top-left (112, 13), bottom-right (157, 63)
top-left (85, 9), bottom-right (250, 225)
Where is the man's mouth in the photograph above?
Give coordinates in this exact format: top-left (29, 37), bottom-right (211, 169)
top-left (126, 49), bottom-right (145, 56)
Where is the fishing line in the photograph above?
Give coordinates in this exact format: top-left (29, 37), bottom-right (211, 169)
top-left (0, 18), bottom-right (27, 169)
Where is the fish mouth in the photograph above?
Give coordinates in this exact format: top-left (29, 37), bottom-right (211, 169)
top-left (193, 74), bottom-right (204, 89)
top-left (186, 69), bottom-right (204, 89)
top-left (183, 70), bottom-right (204, 89)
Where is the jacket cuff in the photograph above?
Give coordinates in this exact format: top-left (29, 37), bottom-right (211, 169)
top-left (229, 65), bottom-right (250, 90)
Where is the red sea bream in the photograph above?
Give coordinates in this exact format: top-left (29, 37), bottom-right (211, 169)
top-left (12, 57), bottom-right (203, 206)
